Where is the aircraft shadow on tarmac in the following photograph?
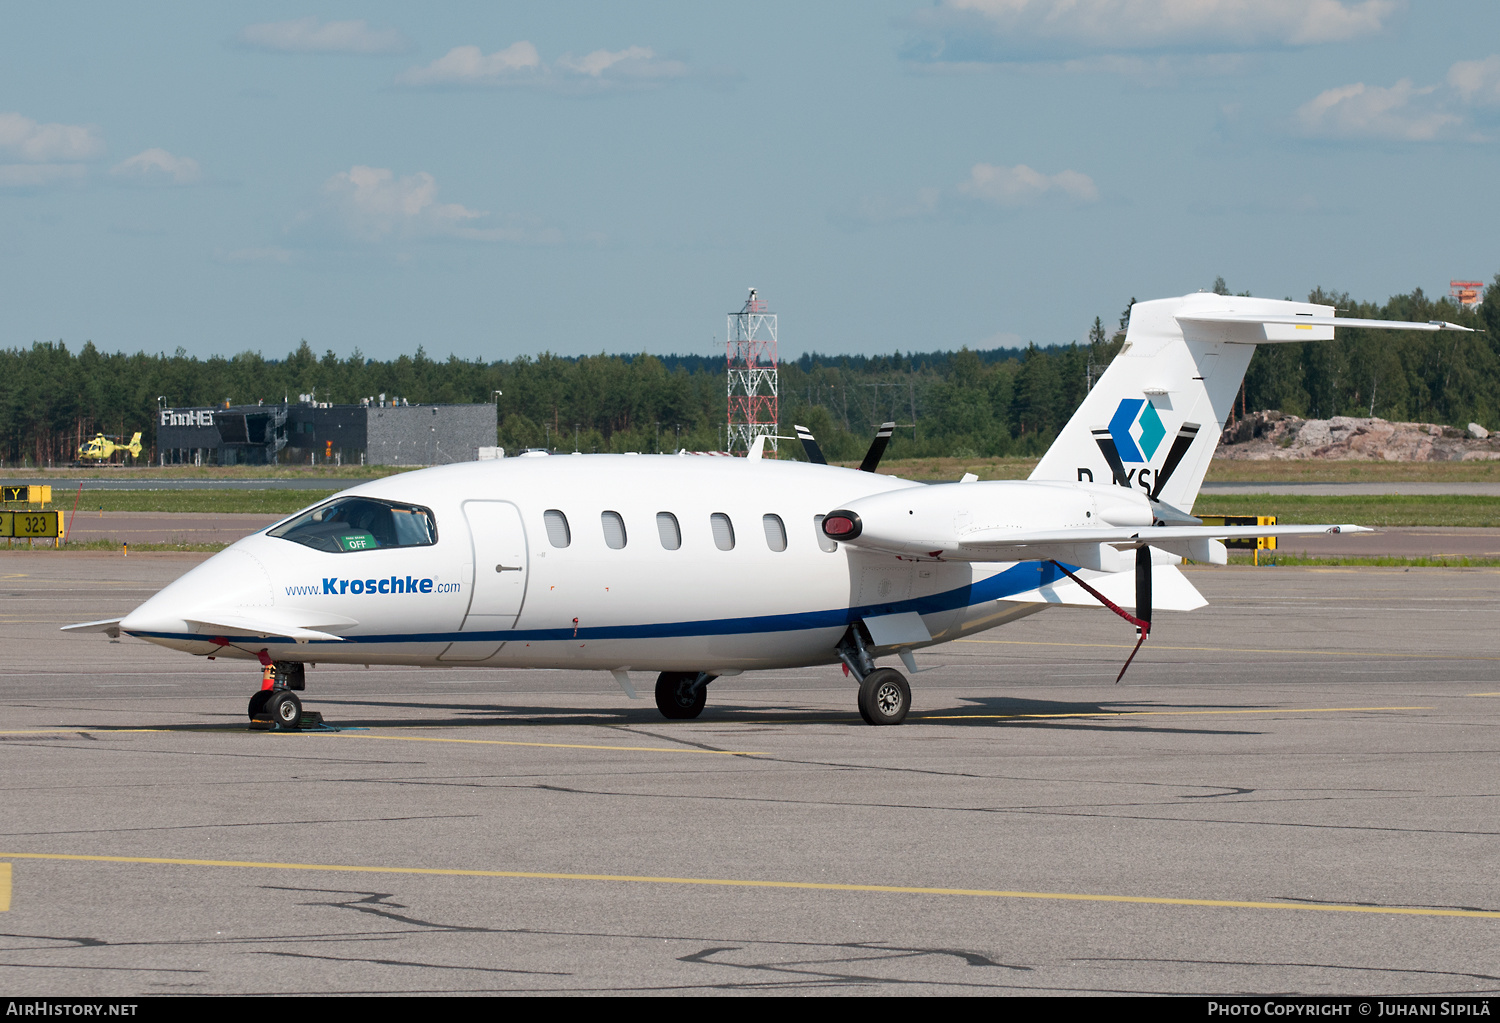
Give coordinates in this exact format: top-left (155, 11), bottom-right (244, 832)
top-left (239, 694), bottom-right (1269, 736)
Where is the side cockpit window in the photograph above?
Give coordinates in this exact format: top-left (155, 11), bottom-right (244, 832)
top-left (269, 497), bottom-right (437, 553)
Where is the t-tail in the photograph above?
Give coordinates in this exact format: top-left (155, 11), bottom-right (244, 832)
top-left (1029, 293), bottom-right (1472, 511)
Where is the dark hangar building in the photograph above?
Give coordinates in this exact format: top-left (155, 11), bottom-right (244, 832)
top-left (155, 400), bottom-right (499, 467)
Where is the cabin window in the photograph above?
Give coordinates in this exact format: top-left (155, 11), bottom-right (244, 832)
top-left (710, 513), bottom-right (735, 551)
top-left (814, 515), bottom-right (838, 553)
top-left (656, 512), bottom-right (681, 550)
top-left (544, 509), bottom-right (571, 548)
top-left (763, 514), bottom-right (787, 552)
top-left (268, 497), bottom-right (436, 554)
top-left (601, 510), bottom-right (627, 549)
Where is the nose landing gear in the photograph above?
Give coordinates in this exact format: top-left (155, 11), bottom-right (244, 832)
top-left (247, 658), bottom-right (319, 730)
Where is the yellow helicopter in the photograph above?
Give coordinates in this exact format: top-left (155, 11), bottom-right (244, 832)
top-left (76, 431), bottom-right (143, 464)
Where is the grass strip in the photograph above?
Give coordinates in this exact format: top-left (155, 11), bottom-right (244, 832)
top-left (1, 540), bottom-right (229, 553)
top-left (1193, 493), bottom-right (1500, 527)
top-left (1225, 553), bottom-right (1500, 568)
top-left (1204, 459), bottom-right (1500, 483)
top-left (9, 466), bottom-right (412, 480)
top-left (31, 489), bottom-right (337, 514)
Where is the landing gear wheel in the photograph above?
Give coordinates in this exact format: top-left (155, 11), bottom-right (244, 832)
top-left (267, 690), bottom-right (303, 729)
top-left (857, 668), bottom-right (910, 726)
top-left (655, 672), bottom-right (708, 720)
top-left (248, 690), bottom-right (273, 720)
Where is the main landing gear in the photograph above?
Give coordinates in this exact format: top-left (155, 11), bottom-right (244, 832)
top-left (248, 659), bottom-right (317, 730)
top-left (649, 625), bottom-right (916, 727)
top-left (655, 672), bottom-right (717, 720)
top-left (856, 668), bottom-right (911, 727)
top-left (839, 624), bottom-right (912, 726)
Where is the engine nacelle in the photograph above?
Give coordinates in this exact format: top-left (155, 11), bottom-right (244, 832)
top-left (822, 480), bottom-right (1154, 559)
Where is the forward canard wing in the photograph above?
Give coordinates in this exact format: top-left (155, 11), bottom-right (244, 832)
top-left (180, 607), bottom-right (360, 643)
top-left (60, 618), bottom-right (125, 638)
top-left (182, 612), bottom-right (346, 643)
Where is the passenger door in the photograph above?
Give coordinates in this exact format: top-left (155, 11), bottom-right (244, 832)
top-left (439, 500), bottom-right (529, 662)
top-left (461, 500), bottom-right (529, 627)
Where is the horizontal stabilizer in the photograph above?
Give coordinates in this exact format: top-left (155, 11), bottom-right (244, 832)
top-left (1178, 312), bottom-right (1473, 335)
top-left (60, 618), bottom-right (124, 638)
top-left (1009, 563), bottom-right (1207, 612)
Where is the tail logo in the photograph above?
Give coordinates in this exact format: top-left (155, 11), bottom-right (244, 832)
top-left (1108, 398), bottom-right (1165, 464)
top-left (1086, 398), bottom-right (1200, 500)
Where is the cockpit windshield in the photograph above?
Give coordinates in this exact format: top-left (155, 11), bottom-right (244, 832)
top-left (268, 497), bottom-right (437, 553)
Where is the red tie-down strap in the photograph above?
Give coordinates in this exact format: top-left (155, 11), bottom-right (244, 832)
top-left (1046, 560), bottom-right (1150, 684)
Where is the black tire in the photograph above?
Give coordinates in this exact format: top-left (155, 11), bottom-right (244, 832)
top-left (248, 689), bottom-right (273, 720)
top-left (857, 668), bottom-right (910, 726)
top-left (267, 690), bottom-right (303, 729)
top-left (655, 672), bottom-right (708, 720)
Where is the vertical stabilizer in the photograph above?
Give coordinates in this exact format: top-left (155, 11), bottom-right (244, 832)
top-left (1029, 294), bottom-right (1333, 510)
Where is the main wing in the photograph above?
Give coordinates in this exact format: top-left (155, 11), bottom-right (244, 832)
top-left (837, 521), bottom-right (1368, 571)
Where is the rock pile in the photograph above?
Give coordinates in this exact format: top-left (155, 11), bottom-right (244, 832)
top-left (1218, 411), bottom-right (1500, 461)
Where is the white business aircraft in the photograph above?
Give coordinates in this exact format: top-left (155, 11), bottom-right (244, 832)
top-left (65, 293), bottom-right (1471, 727)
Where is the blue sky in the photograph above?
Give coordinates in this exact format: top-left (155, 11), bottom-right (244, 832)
top-left (1, 2), bottom-right (1496, 362)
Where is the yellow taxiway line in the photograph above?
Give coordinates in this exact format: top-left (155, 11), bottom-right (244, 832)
top-left (955, 637), bottom-right (1500, 661)
top-left (0, 862), bottom-right (9, 912)
top-left (916, 705), bottom-right (1429, 722)
top-left (345, 733), bottom-right (766, 756)
top-left (0, 727), bottom-right (765, 756)
top-left (0, 852), bottom-right (1494, 920)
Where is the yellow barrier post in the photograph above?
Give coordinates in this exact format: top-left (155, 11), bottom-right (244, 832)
top-left (1198, 514), bottom-right (1277, 566)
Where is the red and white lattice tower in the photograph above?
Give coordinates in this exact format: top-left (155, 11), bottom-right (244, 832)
top-left (1451, 280), bottom-right (1484, 308)
top-left (726, 288), bottom-right (778, 455)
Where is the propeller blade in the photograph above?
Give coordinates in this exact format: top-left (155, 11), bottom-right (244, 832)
top-left (1091, 429), bottom-right (1131, 487)
top-left (1149, 423), bottom-right (1200, 500)
top-left (794, 424), bottom-right (827, 465)
top-left (858, 422), bottom-right (896, 474)
top-left (1135, 544), bottom-right (1152, 630)
top-left (1042, 554), bottom-right (1153, 685)
top-left (1110, 546), bottom-right (1155, 684)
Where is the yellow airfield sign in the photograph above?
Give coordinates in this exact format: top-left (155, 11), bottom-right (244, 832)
top-left (0, 510), bottom-right (61, 538)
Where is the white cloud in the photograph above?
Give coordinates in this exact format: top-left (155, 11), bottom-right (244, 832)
top-left (905, 0), bottom-right (1396, 64)
top-left (1292, 54), bottom-right (1500, 143)
top-left (956, 163), bottom-right (1099, 205)
top-left (396, 42), bottom-right (542, 85)
top-left (111, 148), bottom-right (201, 185)
top-left (397, 41), bottom-right (688, 90)
top-left (555, 46), bottom-right (689, 83)
top-left (305, 165), bottom-right (552, 244)
top-left (0, 112), bottom-right (104, 162)
top-left (1449, 55), bottom-right (1500, 107)
top-left (0, 163), bottom-right (87, 188)
top-left (237, 18), bottom-right (411, 55)
top-left (1295, 80), bottom-right (1451, 140)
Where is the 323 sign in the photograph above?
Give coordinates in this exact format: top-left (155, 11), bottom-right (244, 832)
top-left (0, 510), bottom-right (61, 537)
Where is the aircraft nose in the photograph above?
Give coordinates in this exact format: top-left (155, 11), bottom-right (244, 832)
top-left (120, 547), bottom-right (275, 635)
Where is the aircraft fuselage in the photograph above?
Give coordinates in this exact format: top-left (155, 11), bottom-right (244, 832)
top-left (119, 455), bottom-right (1081, 672)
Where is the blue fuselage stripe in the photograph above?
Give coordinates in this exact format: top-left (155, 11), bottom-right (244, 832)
top-left (127, 560), bottom-right (1068, 646)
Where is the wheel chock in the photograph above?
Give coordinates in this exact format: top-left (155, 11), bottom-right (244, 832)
top-left (248, 710), bottom-right (340, 732)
